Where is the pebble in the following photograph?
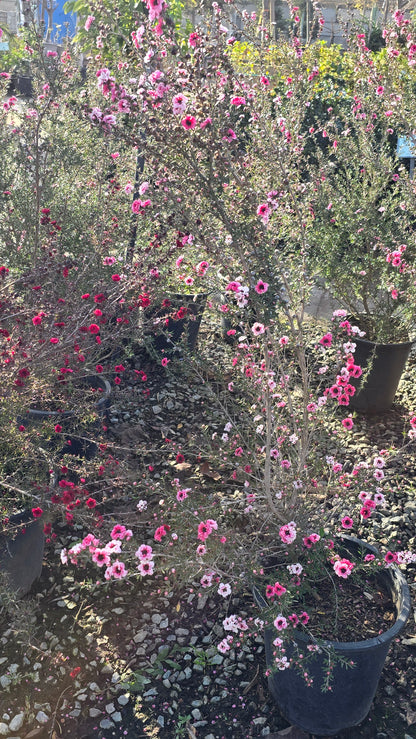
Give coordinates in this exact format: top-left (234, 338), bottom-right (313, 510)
top-left (112, 712), bottom-right (122, 722)
top-left (89, 709), bottom-right (102, 718)
top-left (9, 714), bottom-right (24, 732)
top-left (35, 711), bottom-right (49, 724)
top-left (117, 694), bottom-right (130, 706)
top-left (0, 725), bottom-right (8, 737)
top-left (100, 718), bottom-right (114, 729)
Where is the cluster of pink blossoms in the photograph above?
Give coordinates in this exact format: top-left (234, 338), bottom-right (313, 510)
top-left (60, 525), bottom-right (156, 581)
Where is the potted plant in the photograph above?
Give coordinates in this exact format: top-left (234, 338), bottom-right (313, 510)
top-left (142, 244), bottom-right (212, 355)
top-left (52, 5), bottom-right (416, 734)
top-left (308, 88), bottom-right (416, 410)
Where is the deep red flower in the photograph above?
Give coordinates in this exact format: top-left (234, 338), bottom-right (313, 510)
top-left (32, 507), bottom-right (43, 518)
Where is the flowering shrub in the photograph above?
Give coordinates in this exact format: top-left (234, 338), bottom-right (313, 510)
top-left (1, 0), bottom-right (415, 693)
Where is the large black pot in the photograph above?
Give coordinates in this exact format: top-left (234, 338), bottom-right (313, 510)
top-left (23, 376), bottom-right (111, 459)
top-left (349, 336), bottom-right (412, 413)
top-left (146, 293), bottom-right (207, 354)
top-left (0, 510), bottom-right (45, 598)
top-left (254, 537), bottom-right (411, 736)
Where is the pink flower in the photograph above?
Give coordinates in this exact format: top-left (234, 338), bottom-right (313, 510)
top-left (218, 582), bottom-right (232, 597)
top-left (273, 582), bottom-right (287, 597)
top-left (136, 544), bottom-right (153, 560)
top-left (279, 522), bottom-right (296, 544)
top-left (257, 203), bottom-right (271, 223)
top-left (251, 322), bottom-right (265, 335)
top-left (197, 520), bottom-right (213, 541)
top-left (273, 615), bottom-right (288, 631)
top-left (85, 14), bottom-right (95, 30)
top-left (341, 516), bottom-right (353, 529)
top-left (217, 637), bottom-right (232, 653)
top-left (255, 280), bottom-right (269, 294)
top-left (333, 558), bottom-right (354, 578)
top-left (138, 559), bottom-right (154, 576)
top-left (92, 548), bottom-right (111, 567)
top-left (181, 115), bottom-right (196, 130)
top-left (161, 357), bottom-right (170, 367)
top-left (342, 418), bottom-right (354, 430)
top-left (223, 128), bottom-right (236, 142)
top-left (299, 611), bottom-right (309, 625)
top-left (107, 560), bottom-right (128, 579)
top-left (111, 524), bottom-right (127, 540)
top-left (231, 96), bottom-right (246, 106)
top-left (384, 551), bottom-right (398, 565)
top-left (154, 525), bottom-right (169, 541)
top-left (172, 93), bottom-right (187, 115)
top-left (319, 333), bottom-right (332, 347)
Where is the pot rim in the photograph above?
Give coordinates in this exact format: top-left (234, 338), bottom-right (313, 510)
top-left (26, 376), bottom-right (112, 418)
top-left (353, 335), bottom-right (414, 350)
top-left (253, 535), bottom-right (411, 651)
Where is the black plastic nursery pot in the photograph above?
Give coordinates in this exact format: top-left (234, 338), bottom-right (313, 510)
top-left (349, 335), bottom-right (412, 413)
top-left (146, 294), bottom-right (207, 354)
top-left (0, 510), bottom-right (45, 598)
top-left (24, 376), bottom-right (111, 459)
top-left (254, 537), bottom-right (411, 736)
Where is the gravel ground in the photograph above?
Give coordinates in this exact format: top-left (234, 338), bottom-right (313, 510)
top-left (0, 322), bottom-right (415, 739)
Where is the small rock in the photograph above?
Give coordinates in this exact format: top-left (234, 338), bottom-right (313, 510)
top-left (191, 709), bottom-right (202, 721)
top-left (133, 630), bottom-right (148, 643)
top-left (112, 712), bottom-right (122, 722)
top-left (152, 405), bottom-right (162, 414)
top-left (0, 724), bottom-right (8, 737)
top-left (89, 709), bottom-right (102, 718)
top-left (35, 711), bottom-right (49, 724)
top-left (9, 713), bottom-right (24, 732)
top-left (211, 654), bottom-right (224, 665)
top-left (0, 677), bottom-right (11, 689)
top-left (99, 719), bottom-right (114, 730)
top-left (105, 703), bottom-right (115, 714)
top-left (117, 694), bottom-right (130, 706)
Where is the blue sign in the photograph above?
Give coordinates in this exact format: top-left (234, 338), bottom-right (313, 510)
top-left (397, 136), bottom-right (416, 158)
